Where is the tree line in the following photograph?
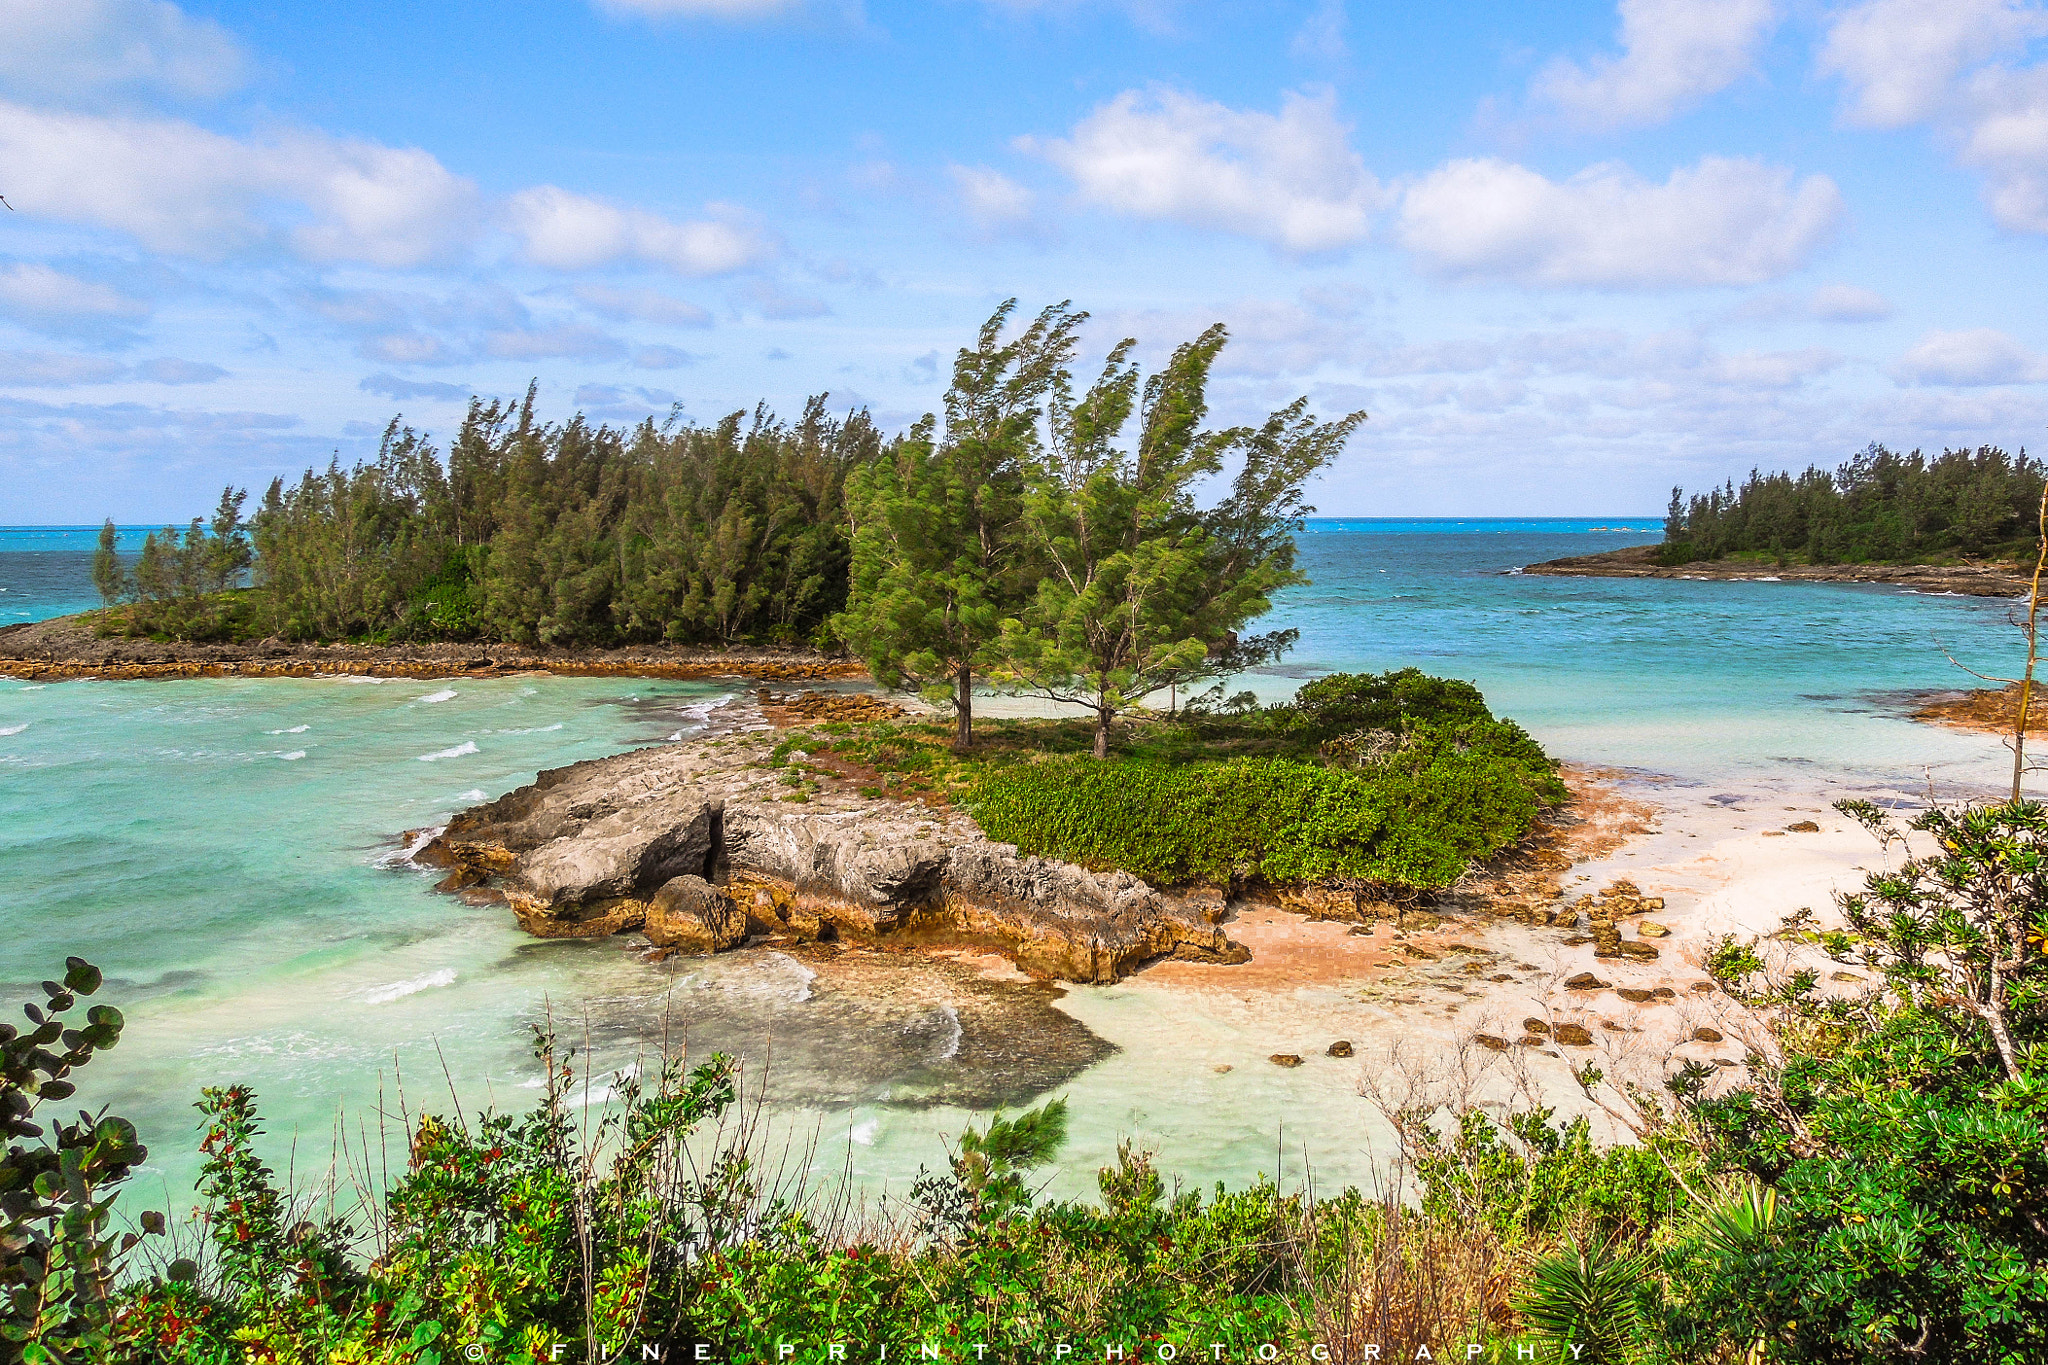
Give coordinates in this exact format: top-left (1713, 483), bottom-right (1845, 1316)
top-left (91, 300), bottom-right (1365, 756)
top-left (1658, 441), bottom-right (2043, 565)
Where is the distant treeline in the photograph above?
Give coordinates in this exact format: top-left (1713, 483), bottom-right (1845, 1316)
top-left (103, 388), bottom-right (872, 645)
top-left (1659, 442), bottom-right (2043, 565)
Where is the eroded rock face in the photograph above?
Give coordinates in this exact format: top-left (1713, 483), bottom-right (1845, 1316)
top-left (416, 732), bottom-right (1248, 984)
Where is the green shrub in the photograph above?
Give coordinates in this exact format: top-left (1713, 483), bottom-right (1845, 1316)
top-left (967, 719), bottom-right (1563, 890)
top-left (1284, 668), bottom-right (1492, 742)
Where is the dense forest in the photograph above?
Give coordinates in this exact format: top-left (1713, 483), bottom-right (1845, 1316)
top-left (1658, 442), bottom-right (2043, 565)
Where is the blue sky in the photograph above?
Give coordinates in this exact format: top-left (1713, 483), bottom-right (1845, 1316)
top-left (3, 0), bottom-right (2047, 521)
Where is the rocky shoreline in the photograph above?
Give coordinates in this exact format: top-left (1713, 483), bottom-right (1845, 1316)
top-left (0, 613), bottom-right (863, 683)
top-left (1518, 543), bottom-right (2028, 597)
top-left (408, 696), bottom-right (1666, 988)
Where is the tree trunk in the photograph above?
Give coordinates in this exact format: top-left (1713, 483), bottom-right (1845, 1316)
top-left (953, 664), bottom-right (973, 752)
top-left (1093, 706), bottom-right (1111, 759)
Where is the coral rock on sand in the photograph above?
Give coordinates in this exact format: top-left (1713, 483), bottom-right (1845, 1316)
top-left (1692, 1027), bottom-right (1725, 1043)
top-left (418, 731), bottom-right (1251, 984)
top-left (1472, 1034), bottom-right (1509, 1053)
top-left (1326, 1040), bottom-right (1354, 1057)
top-left (1564, 972), bottom-right (1607, 991)
top-left (1553, 1023), bottom-right (1594, 1046)
top-left (1522, 1017), bottom-right (1551, 1035)
top-left (1269, 1054), bottom-right (1304, 1068)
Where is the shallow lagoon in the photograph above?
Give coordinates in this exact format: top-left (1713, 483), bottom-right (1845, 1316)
top-left (0, 520), bottom-right (2022, 1207)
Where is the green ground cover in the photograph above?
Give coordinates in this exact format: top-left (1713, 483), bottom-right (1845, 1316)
top-left (772, 670), bottom-right (1566, 894)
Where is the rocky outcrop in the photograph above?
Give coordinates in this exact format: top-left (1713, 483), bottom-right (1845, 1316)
top-left (415, 729), bottom-right (1249, 984)
top-left (1518, 544), bottom-right (2027, 597)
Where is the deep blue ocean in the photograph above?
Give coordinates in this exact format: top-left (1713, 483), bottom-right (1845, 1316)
top-left (0, 519), bottom-right (2021, 1201)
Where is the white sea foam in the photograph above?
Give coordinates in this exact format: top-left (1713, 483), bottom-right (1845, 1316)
top-left (418, 689), bottom-right (458, 704)
top-left (361, 968), bottom-right (457, 1004)
top-left (456, 788), bottom-right (485, 801)
top-left (266, 724), bottom-right (310, 734)
top-left (418, 741), bottom-right (478, 762)
top-left (495, 722), bottom-right (563, 735)
top-left (933, 1005), bottom-right (962, 1061)
top-left (849, 1118), bottom-right (880, 1146)
top-left (374, 825), bottom-right (445, 870)
top-left (279, 750), bottom-right (306, 761)
top-left (0, 723), bottom-right (27, 737)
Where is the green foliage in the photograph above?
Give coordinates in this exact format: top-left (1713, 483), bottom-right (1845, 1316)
top-left (1410, 1108), bottom-right (1682, 1246)
top-left (1510, 1237), bottom-right (1647, 1363)
top-left (0, 958), bottom-right (159, 1365)
top-left (1286, 669), bottom-right (1492, 745)
top-left (1659, 442), bottom-right (2044, 565)
top-left (90, 522), bottom-right (123, 613)
top-left (991, 322), bottom-right (1365, 755)
top-left (108, 488), bottom-right (255, 641)
top-left (967, 719), bottom-right (1562, 891)
top-left (1659, 798), bottom-right (2048, 1362)
top-left (838, 301), bottom-right (1082, 749)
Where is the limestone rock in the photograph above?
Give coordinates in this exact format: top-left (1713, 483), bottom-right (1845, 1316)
top-left (1326, 1040), bottom-right (1354, 1058)
top-left (1553, 1023), bottom-right (1594, 1046)
top-left (1616, 941), bottom-right (1661, 961)
top-left (1269, 1054), bottom-right (1304, 1068)
top-left (1786, 820), bottom-right (1820, 833)
top-left (1522, 1017), bottom-right (1551, 1035)
top-left (1636, 920), bottom-right (1671, 938)
top-left (1473, 1034), bottom-right (1509, 1053)
top-left (645, 875), bottom-right (749, 954)
top-left (1615, 987), bottom-right (1656, 1003)
top-left (1564, 972), bottom-right (1607, 991)
top-left (1692, 1026), bottom-right (1724, 1043)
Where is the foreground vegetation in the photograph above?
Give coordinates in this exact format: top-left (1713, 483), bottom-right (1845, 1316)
top-left (1657, 442), bottom-right (2042, 566)
top-left (776, 669), bottom-right (1564, 894)
top-left (5, 789), bottom-right (2043, 1363)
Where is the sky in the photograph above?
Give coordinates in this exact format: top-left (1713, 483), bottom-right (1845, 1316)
top-left (3, 0), bottom-right (2047, 522)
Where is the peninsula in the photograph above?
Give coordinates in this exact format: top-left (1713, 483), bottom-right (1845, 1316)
top-left (1518, 542), bottom-right (2028, 597)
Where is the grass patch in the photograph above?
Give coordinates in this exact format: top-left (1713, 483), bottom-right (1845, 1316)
top-left (796, 670), bottom-right (1566, 894)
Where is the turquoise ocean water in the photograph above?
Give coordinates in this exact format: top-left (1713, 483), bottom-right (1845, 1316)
top-left (0, 519), bottom-right (2024, 1204)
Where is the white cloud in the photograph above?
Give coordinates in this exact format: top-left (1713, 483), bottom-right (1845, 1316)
top-left (741, 280), bottom-right (831, 319)
top-left (1817, 0), bottom-right (2043, 128)
top-left (1961, 64), bottom-right (2048, 231)
top-left (1809, 283), bottom-right (1892, 321)
top-left (1532, 0), bottom-right (1777, 130)
top-left (949, 165), bottom-right (1036, 231)
top-left (1025, 87), bottom-right (1383, 253)
top-left (507, 186), bottom-right (771, 276)
top-left (1394, 155), bottom-right (1842, 288)
top-left (0, 0), bottom-right (247, 104)
top-left (0, 263), bottom-right (148, 322)
top-left (1708, 347), bottom-right (1841, 387)
top-left (632, 345), bottom-right (700, 368)
top-left (0, 100), bottom-right (479, 265)
top-left (1891, 328), bottom-right (2048, 385)
top-left (573, 284), bottom-right (713, 325)
top-left (358, 332), bottom-right (458, 366)
top-left (360, 373), bottom-right (470, 402)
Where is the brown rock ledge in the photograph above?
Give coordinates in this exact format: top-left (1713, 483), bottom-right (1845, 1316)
top-left (414, 725), bottom-right (1250, 985)
top-left (1517, 544), bottom-right (2026, 597)
top-left (0, 614), bottom-right (863, 683)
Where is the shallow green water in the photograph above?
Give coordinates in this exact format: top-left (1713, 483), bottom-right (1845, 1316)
top-left (0, 519), bottom-right (2026, 1207)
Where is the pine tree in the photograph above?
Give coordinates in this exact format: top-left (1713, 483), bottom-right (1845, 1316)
top-left (837, 300), bottom-right (1081, 750)
top-left (994, 324), bottom-right (1365, 758)
top-left (90, 519), bottom-right (124, 613)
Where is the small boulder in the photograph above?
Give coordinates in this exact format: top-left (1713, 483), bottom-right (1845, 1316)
top-left (1690, 980), bottom-right (1717, 994)
top-left (1327, 1040), bottom-right (1354, 1058)
top-left (1473, 1034), bottom-right (1509, 1053)
top-left (1489, 973), bottom-right (1514, 982)
top-left (1786, 820), bottom-right (1821, 833)
top-left (1692, 1026), bottom-right (1724, 1043)
top-left (1615, 987), bottom-right (1656, 1003)
top-left (1522, 1017), bottom-right (1551, 1035)
top-left (1636, 920), bottom-right (1671, 938)
top-left (1713, 1057), bottom-right (1737, 1068)
top-left (1564, 972), bottom-right (1607, 991)
top-left (1652, 987), bottom-right (1676, 998)
top-left (644, 875), bottom-right (749, 954)
top-left (1831, 970), bottom-right (1865, 983)
top-left (1269, 1054), bottom-right (1304, 1068)
top-left (1213, 1064), bottom-right (1233, 1073)
top-left (1617, 941), bottom-right (1661, 961)
top-left (1553, 1023), bottom-right (1594, 1046)
top-left (1516, 1035), bottom-right (1545, 1048)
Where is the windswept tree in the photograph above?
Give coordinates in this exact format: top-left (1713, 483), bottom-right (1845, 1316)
top-left (837, 300), bottom-right (1083, 750)
top-left (90, 519), bottom-right (124, 611)
top-left (993, 323), bottom-right (1365, 758)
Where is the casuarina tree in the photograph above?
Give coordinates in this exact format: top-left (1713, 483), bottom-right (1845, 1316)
top-left (992, 322), bottom-right (1365, 757)
top-left (837, 300), bottom-right (1083, 750)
